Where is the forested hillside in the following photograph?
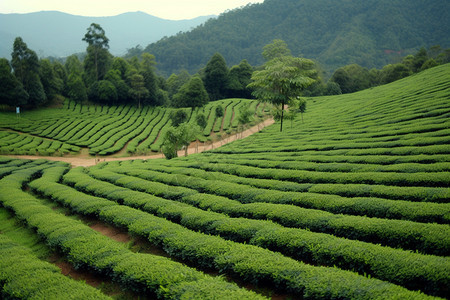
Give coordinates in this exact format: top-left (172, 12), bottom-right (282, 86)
top-left (141, 0), bottom-right (450, 76)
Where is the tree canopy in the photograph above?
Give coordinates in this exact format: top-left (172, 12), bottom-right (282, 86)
top-left (248, 43), bottom-right (317, 132)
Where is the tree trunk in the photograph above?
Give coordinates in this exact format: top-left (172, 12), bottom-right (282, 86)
top-left (280, 101), bottom-right (285, 132)
top-left (95, 49), bottom-right (98, 80)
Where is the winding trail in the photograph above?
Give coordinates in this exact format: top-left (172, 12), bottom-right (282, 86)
top-left (7, 118), bottom-right (274, 167)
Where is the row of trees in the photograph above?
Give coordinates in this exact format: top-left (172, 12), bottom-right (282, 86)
top-left (1, 22), bottom-right (448, 111)
top-left (320, 46), bottom-right (450, 95)
top-left (0, 24), bottom-right (255, 109)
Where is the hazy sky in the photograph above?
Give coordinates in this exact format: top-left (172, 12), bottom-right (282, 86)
top-left (0, 0), bottom-right (265, 20)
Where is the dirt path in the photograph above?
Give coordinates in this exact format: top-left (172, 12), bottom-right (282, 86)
top-left (7, 118), bottom-right (274, 167)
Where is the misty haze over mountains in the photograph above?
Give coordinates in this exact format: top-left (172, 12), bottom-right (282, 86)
top-left (0, 11), bottom-right (213, 59)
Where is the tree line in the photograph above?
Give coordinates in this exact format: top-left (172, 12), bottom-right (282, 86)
top-left (1, 23), bottom-right (449, 111)
top-left (0, 24), bottom-right (254, 110)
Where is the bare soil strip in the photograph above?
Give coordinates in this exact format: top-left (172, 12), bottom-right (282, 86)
top-left (7, 118), bottom-right (274, 167)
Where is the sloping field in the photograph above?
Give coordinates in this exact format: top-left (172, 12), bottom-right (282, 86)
top-left (0, 99), bottom-right (269, 156)
top-left (0, 64), bottom-right (449, 299)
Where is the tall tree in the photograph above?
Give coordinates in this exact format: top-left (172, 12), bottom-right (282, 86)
top-left (128, 73), bottom-right (149, 109)
top-left (140, 53), bottom-right (159, 105)
top-left (167, 70), bottom-right (191, 100)
top-left (66, 73), bottom-right (87, 107)
top-left (248, 55), bottom-right (317, 132)
top-left (82, 23), bottom-right (111, 83)
top-left (227, 59), bottom-right (253, 98)
top-left (172, 76), bottom-right (209, 108)
top-left (203, 52), bottom-right (229, 101)
top-left (39, 59), bottom-right (63, 101)
top-left (11, 37), bottom-right (46, 107)
top-left (0, 58), bottom-right (28, 107)
top-left (330, 64), bottom-right (371, 94)
top-left (262, 39), bottom-right (292, 61)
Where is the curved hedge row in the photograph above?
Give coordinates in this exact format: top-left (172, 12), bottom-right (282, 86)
top-left (97, 166), bottom-right (449, 256)
top-left (0, 99), bottom-right (269, 156)
top-left (0, 167), bottom-right (265, 300)
top-left (62, 166), bottom-right (450, 297)
top-left (26, 167), bottom-right (438, 299)
top-left (0, 234), bottom-right (111, 300)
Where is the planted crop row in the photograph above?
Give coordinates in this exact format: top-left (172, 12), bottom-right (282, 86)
top-left (102, 166), bottom-right (449, 255)
top-left (169, 161), bottom-right (450, 201)
top-left (136, 109), bottom-right (172, 153)
top-left (222, 99), bottom-right (241, 131)
top-left (27, 167), bottom-right (437, 299)
top-left (150, 117), bottom-right (174, 152)
top-left (0, 167), bottom-right (264, 300)
top-left (126, 108), bottom-right (162, 153)
top-left (62, 167), bottom-right (450, 297)
top-left (0, 99), bottom-right (268, 156)
top-left (0, 234), bottom-right (111, 299)
top-left (202, 102), bottom-right (217, 136)
top-left (0, 132), bottom-right (80, 155)
top-left (196, 156), bottom-right (450, 173)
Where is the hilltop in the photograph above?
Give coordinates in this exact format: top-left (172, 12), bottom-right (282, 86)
top-left (141, 0), bottom-right (450, 76)
top-left (0, 11), bottom-right (213, 58)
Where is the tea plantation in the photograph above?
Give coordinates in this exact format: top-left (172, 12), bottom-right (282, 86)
top-left (0, 64), bottom-right (449, 299)
top-left (0, 98), bottom-right (269, 156)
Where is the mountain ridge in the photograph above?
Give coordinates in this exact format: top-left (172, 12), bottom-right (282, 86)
top-left (141, 0), bottom-right (450, 76)
top-left (0, 10), bottom-right (214, 58)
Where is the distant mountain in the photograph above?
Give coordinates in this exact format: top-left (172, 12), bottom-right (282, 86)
top-left (142, 0), bottom-right (450, 76)
top-left (0, 11), bottom-right (213, 58)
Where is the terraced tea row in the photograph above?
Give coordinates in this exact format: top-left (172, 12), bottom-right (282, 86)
top-left (0, 64), bottom-right (449, 299)
top-left (0, 98), bottom-right (269, 156)
top-left (22, 164), bottom-right (445, 299)
top-left (0, 163), bottom-right (265, 299)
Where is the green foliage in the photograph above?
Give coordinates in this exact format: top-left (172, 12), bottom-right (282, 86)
top-left (0, 58), bottom-right (28, 106)
top-left (161, 123), bottom-right (200, 159)
top-left (11, 37), bottom-right (46, 107)
top-left (249, 49), bottom-right (317, 131)
top-left (172, 76), bottom-right (209, 108)
top-left (170, 109), bottom-right (188, 127)
top-left (142, 0), bottom-right (450, 76)
top-left (203, 53), bottom-right (229, 101)
top-left (196, 113), bottom-right (207, 129)
top-left (227, 59), bottom-right (253, 98)
top-left (330, 64), bottom-right (372, 94)
top-left (0, 167), bottom-right (262, 299)
top-left (128, 73), bottom-right (149, 108)
top-left (66, 73), bottom-right (87, 104)
top-left (262, 39), bottom-right (292, 61)
top-left (215, 104), bottom-right (224, 118)
top-left (88, 80), bottom-right (117, 104)
top-left (1, 65), bottom-right (449, 298)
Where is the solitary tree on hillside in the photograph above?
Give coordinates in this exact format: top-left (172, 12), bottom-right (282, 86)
top-left (262, 39), bottom-right (292, 61)
top-left (161, 123), bottom-right (200, 159)
top-left (248, 55), bottom-right (317, 132)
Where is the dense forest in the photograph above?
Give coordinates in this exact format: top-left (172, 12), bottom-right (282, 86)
top-left (138, 0), bottom-right (450, 76)
top-left (0, 28), bottom-right (449, 111)
top-left (1, 0), bottom-right (450, 111)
